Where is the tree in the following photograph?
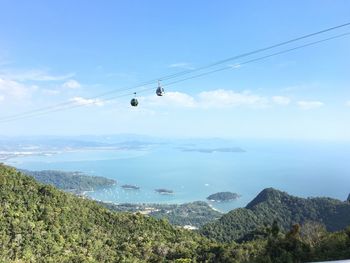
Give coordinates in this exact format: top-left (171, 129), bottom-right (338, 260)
top-left (271, 220), bottom-right (280, 238)
top-left (301, 221), bottom-right (326, 247)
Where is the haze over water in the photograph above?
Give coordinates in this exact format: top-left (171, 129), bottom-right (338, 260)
top-left (7, 139), bottom-right (350, 212)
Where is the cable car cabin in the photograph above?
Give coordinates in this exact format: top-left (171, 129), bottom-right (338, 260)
top-left (130, 98), bottom-right (138, 107)
top-left (156, 81), bottom-right (165, 96)
top-left (156, 86), bottom-right (165, 96)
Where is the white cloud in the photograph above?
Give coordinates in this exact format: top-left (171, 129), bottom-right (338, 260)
top-left (272, 96), bottom-right (291, 105)
top-left (168, 62), bottom-right (194, 70)
top-left (297, 100), bottom-right (324, 110)
top-left (346, 100), bottom-right (350, 107)
top-left (69, 96), bottom-right (104, 106)
top-left (62, 79), bottom-right (81, 89)
top-left (0, 77), bottom-right (37, 100)
top-left (0, 95), bottom-right (4, 102)
top-left (229, 64), bottom-right (242, 69)
top-left (144, 91), bottom-right (196, 108)
top-left (197, 89), bottom-right (269, 108)
top-left (0, 69), bottom-right (74, 82)
top-left (42, 89), bottom-right (60, 95)
top-left (143, 89), bottom-right (274, 109)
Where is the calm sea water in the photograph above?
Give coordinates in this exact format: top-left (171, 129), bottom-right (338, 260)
top-left (7, 140), bottom-right (350, 212)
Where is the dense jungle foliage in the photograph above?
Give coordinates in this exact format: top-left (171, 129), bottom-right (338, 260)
top-left (200, 187), bottom-right (350, 242)
top-left (1, 164), bottom-right (350, 262)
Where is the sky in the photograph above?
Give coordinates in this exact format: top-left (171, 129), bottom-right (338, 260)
top-left (0, 0), bottom-right (349, 140)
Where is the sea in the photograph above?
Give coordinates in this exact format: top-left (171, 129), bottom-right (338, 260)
top-left (6, 139), bottom-right (350, 212)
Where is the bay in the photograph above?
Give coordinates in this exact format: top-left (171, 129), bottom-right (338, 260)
top-left (7, 139), bottom-right (350, 212)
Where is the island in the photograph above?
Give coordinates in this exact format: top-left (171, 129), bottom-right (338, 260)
top-left (207, 192), bottom-right (240, 202)
top-left (21, 169), bottom-right (116, 193)
top-left (121, 184), bottom-right (140, 190)
top-left (180, 147), bottom-right (245, 154)
top-left (155, 188), bottom-right (174, 195)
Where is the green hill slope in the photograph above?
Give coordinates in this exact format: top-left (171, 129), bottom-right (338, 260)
top-left (200, 188), bottom-right (350, 242)
top-left (2, 164), bottom-right (350, 262)
top-left (0, 164), bottom-right (212, 262)
top-left (102, 201), bottom-right (222, 228)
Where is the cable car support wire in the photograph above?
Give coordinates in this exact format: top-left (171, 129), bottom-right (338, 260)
top-left (1, 23), bottom-right (350, 122)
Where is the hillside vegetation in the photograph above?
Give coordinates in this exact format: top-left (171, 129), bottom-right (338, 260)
top-left (0, 164), bottom-right (212, 262)
top-left (1, 164), bottom-right (350, 262)
top-left (102, 201), bottom-right (222, 228)
top-left (200, 188), bottom-right (350, 242)
top-left (21, 169), bottom-right (116, 192)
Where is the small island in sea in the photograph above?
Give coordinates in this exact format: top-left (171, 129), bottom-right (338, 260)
top-left (207, 192), bottom-right (240, 202)
top-left (121, 184), bottom-right (140, 190)
top-left (155, 188), bottom-right (174, 195)
top-left (180, 147), bottom-right (245, 154)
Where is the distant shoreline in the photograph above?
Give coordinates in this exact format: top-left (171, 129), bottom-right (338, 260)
top-left (178, 147), bottom-right (245, 154)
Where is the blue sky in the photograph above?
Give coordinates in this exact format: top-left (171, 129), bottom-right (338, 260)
top-left (0, 0), bottom-right (349, 140)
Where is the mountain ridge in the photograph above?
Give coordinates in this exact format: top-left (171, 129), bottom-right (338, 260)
top-left (200, 187), bottom-right (350, 242)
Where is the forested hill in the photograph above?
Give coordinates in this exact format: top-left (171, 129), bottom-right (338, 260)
top-left (1, 164), bottom-right (350, 262)
top-left (20, 169), bottom-right (116, 192)
top-left (0, 164), bottom-right (214, 262)
top-left (200, 187), bottom-right (350, 242)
